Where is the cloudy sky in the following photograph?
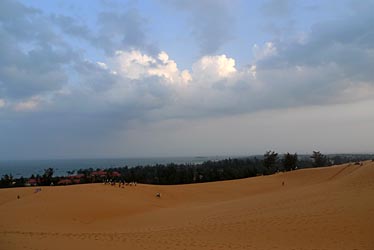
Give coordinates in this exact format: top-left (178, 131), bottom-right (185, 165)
top-left (1, 0), bottom-right (374, 160)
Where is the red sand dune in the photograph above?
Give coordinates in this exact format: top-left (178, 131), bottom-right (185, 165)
top-left (1, 161), bottom-right (374, 250)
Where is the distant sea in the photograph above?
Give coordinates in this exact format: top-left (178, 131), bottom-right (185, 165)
top-left (0, 156), bottom-right (231, 178)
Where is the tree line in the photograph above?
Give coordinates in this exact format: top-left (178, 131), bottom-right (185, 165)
top-left (1, 152), bottom-right (373, 188)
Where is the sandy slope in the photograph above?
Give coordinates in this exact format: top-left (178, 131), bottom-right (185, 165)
top-left (1, 161), bottom-right (374, 250)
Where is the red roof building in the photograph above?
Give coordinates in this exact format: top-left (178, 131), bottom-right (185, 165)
top-left (91, 170), bottom-right (107, 177)
top-left (27, 179), bottom-right (38, 186)
top-left (67, 174), bottom-right (85, 179)
top-left (57, 179), bottom-right (72, 185)
top-left (111, 171), bottom-right (121, 177)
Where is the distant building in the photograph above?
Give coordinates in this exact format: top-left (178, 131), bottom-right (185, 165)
top-left (25, 178), bottom-right (38, 186)
top-left (67, 174), bottom-right (85, 179)
top-left (72, 179), bottom-right (81, 184)
top-left (111, 171), bottom-right (121, 177)
top-left (57, 179), bottom-right (73, 185)
top-left (91, 170), bottom-right (107, 177)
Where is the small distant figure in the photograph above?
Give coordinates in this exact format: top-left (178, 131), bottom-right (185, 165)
top-left (156, 192), bottom-right (161, 198)
top-left (17, 195), bottom-right (20, 199)
top-left (282, 181), bottom-right (285, 186)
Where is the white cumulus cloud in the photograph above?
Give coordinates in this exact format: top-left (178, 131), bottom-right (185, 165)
top-left (192, 55), bottom-right (237, 83)
top-left (110, 50), bottom-right (191, 85)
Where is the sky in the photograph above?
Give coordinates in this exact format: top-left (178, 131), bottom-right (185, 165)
top-left (0, 0), bottom-right (374, 160)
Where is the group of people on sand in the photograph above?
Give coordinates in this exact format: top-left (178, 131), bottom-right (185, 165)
top-left (103, 179), bottom-right (137, 188)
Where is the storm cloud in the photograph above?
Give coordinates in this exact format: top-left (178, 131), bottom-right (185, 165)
top-left (0, 0), bottom-right (373, 159)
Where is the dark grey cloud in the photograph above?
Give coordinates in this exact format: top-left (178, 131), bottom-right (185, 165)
top-left (73, 60), bottom-right (117, 91)
top-left (261, 0), bottom-right (293, 17)
top-left (0, 41), bottom-right (74, 99)
top-left (96, 10), bottom-right (149, 53)
top-left (0, 0), bottom-right (156, 102)
top-left (249, 8), bottom-right (374, 112)
top-left (50, 15), bottom-right (92, 40)
top-left (0, 0), bottom-right (74, 100)
top-left (259, 9), bottom-right (374, 75)
top-left (50, 7), bottom-right (156, 56)
top-left (162, 0), bottom-right (234, 54)
top-left (0, 0), bottom-right (40, 40)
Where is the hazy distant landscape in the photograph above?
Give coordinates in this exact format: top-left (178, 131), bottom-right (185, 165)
top-left (0, 156), bottom-right (228, 177)
top-left (1, 152), bottom-right (373, 189)
top-left (1, 154), bottom-right (373, 178)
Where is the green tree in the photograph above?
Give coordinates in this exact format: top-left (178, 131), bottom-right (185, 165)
top-left (311, 151), bottom-right (327, 167)
top-left (263, 151), bottom-right (278, 174)
top-left (67, 170), bottom-right (75, 175)
top-left (282, 153), bottom-right (298, 171)
top-left (0, 174), bottom-right (13, 187)
top-left (42, 168), bottom-right (54, 185)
